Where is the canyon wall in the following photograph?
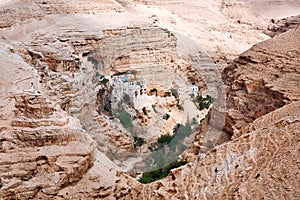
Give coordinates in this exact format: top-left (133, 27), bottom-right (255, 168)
top-left (116, 27), bottom-right (300, 199)
top-left (91, 26), bottom-right (179, 92)
top-left (118, 101), bottom-right (300, 199)
top-left (223, 27), bottom-right (300, 138)
top-left (0, 43), bottom-right (122, 199)
top-left (0, 0), bottom-right (299, 199)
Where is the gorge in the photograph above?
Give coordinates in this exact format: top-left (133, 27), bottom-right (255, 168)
top-left (0, 0), bottom-right (299, 199)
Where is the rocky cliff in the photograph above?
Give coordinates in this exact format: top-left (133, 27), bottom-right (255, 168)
top-left (0, 0), bottom-right (300, 199)
top-left (223, 27), bottom-right (300, 139)
top-left (0, 42), bottom-right (122, 199)
top-left (119, 101), bottom-right (300, 199)
top-left (115, 27), bottom-right (300, 200)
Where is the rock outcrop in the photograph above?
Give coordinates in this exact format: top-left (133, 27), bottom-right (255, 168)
top-left (92, 26), bottom-right (178, 90)
top-left (223, 27), bottom-right (300, 139)
top-left (1, 0), bottom-right (300, 199)
top-left (265, 15), bottom-right (300, 37)
top-left (0, 91), bottom-right (95, 199)
top-left (0, 43), bottom-right (122, 199)
top-left (118, 101), bottom-right (300, 199)
top-left (115, 26), bottom-right (300, 200)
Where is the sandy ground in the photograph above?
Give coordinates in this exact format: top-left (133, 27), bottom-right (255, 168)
top-left (121, 0), bottom-right (300, 60)
top-left (0, 0), bottom-right (13, 5)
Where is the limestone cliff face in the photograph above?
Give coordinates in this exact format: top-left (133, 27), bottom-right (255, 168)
top-left (18, 24), bottom-right (193, 168)
top-left (0, 93), bottom-right (95, 199)
top-left (118, 101), bottom-right (300, 199)
top-left (0, 92), bottom-right (126, 199)
top-left (114, 27), bottom-right (300, 200)
top-left (0, 43), bottom-right (123, 199)
top-left (223, 27), bottom-right (300, 139)
top-left (91, 26), bottom-right (179, 92)
top-left (1, 0), bottom-right (300, 199)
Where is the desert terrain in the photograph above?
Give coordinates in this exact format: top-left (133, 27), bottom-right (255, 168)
top-left (0, 0), bottom-right (299, 199)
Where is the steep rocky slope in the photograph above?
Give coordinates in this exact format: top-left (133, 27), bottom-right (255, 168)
top-left (265, 15), bottom-right (300, 37)
top-left (0, 44), bottom-right (121, 199)
top-left (116, 27), bottom-right (300, 199)
top-left (223, 27), bottom-right (300, 139)
top-left (0, 0), bottom-right (299, 199)
top-left (119, 101), bottom-right (300, 199)
top-left (91, 26), bottom-right (179, 92)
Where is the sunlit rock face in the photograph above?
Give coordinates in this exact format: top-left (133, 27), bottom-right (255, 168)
top-left (1, 0), bottom-right (300, 199)
top-left (116, 28), bottom-right (300, 200)
top-left (86, 26), bottom-right (210, 174)
top-left (0, 92), bottom-right (96, 199)
top-left (223, 27), bottom-right (300, 139)
top-left (90, 26), bottom-right (179, 92)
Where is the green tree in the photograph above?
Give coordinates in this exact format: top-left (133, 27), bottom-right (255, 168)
top-left (170, 89), bottom-right (179, 99)
top-left (118, 110), bottom-right (133, 128)
top-left (197, 95), bottom-right (214, 110)
top-left (157, 133), bottom-right (174, 144)
top-left (134, 136), bottom-right (144, 147)
top-left (123, 94), bottom-right (130, 104)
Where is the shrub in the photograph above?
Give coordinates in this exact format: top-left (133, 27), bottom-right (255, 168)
top-left (176, 103), bottom-right (184, 111)
top-left (157, 133), bottom-right (174, 144)
top-left (163, 113), bottom-right (170, 120)
top-left (164, 91), bottom-right (171, 97)
top-left (104, 103), bottom-right (111, 112)
top-left (118, 110), bottom-right (133, 128)
top-left (192, 117), bottom-right (198, 125)
top-left (152, 104), bottom-right (158, 113)
top-left (170, 89), bottom-right (179, 99)
top-left (173, 123), bottom-right (181, 135)
top-left (123, 94), bottom-right (130, 104)
top-left (197, 95), bottom-right (214, 110)
top-left (134, 136), bottom-right (145, 147)
top-left (139, 159), bottom-right (187, 184)
top-left (150, 88), bottom-right (158, 96)
top-left (142, 107), bottom-right (148, 115)
top-left (142, 121), bottom-right (192, 184)
top-left (100, 78), bottom-right (109, 85)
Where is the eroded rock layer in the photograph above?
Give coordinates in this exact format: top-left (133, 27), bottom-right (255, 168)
top-left (118, 101), bottom-right (300, 199)
top-left (223, 27), bottom-right (300, 138)
top-left (91, 26), bottom-right (178, 91)
top-left (0, 0), bottom-right (299, 199)
top-left (115, 27), bottom-right (300, 200)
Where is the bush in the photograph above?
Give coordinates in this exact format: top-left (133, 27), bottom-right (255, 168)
top-left (173, 122), bottom-right (192, 140)
top-left (150, 88), bottom-right (158, 96)
top-left (134, 136), bottom-right (144, 147)
top-left (192, 117), bottom-right (198, 125)
top-left (197, 95), bottom-right (214, 110)
top-left (157, 133), bottom-right (174, 144)
top-left (176, 103), bottom-right (184, 111)
top-left (100, 78), bottom-right (109, 85)
top-left (142, 121), bottom-right (192, 184)
top-left (123, 94), bottom-right (130, 104)
top-left (139, 159), bottom-right (187, 184)
top-left (118, 110), bottom-right (133, 128)
top-left (163, 113), bottom-right (170, 120)
top-left (104, 103), bottom-right (111, 112)
top-left (164, 91), bottom-right (171, 97)
top-left (142, 107), bottom-right (148, 115)
top-left (170, 89), bottom-right (179, 99)
top-left (172, 123), bottom-right (181, 134)
top-left (152, 104), bottom-right (158, 113)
